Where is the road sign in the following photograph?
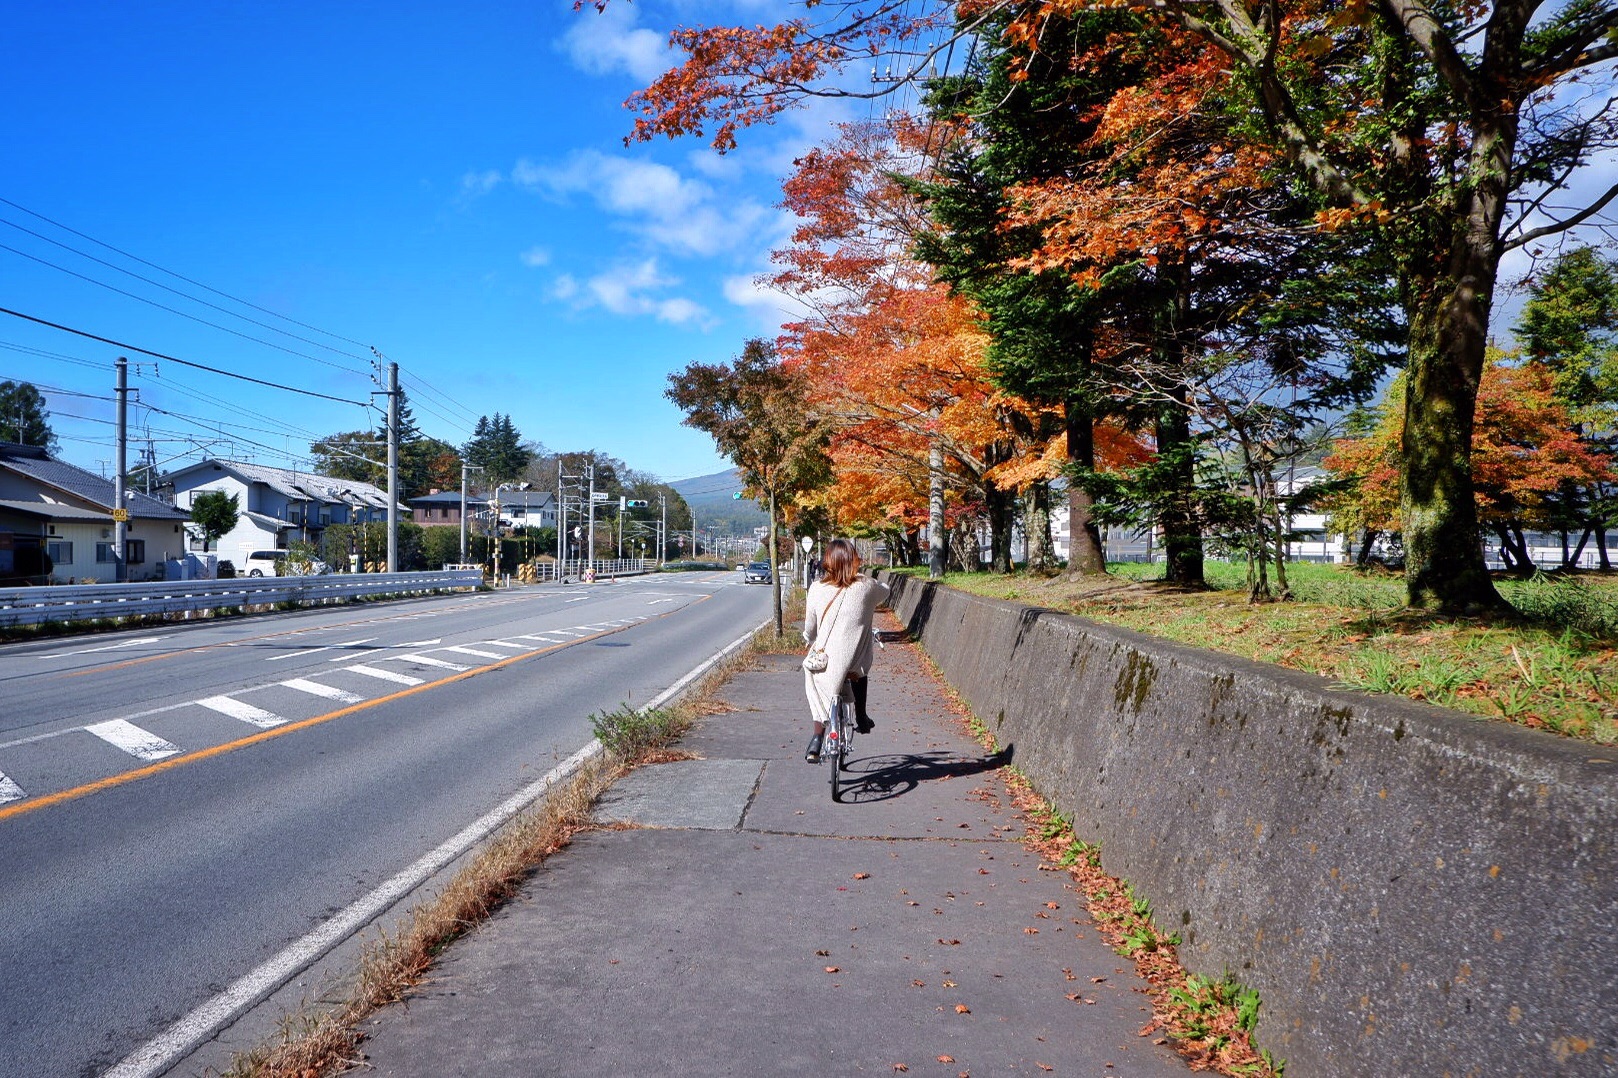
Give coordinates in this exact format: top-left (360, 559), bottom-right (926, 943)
top-left (110, 508), bottom-right (129, 523)
top-left (800, 536), bottom-right (813, 551)
top-left (591, 492), bottom-right (609, 502)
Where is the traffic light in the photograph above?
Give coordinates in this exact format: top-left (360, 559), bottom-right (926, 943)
top-left (732, 492), bottom-right (742, 499)
top-left (626, 499), bottom-right (649, 508)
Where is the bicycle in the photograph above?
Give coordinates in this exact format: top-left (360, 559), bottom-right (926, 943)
top-left (824, 683), bottom-right (855, 801)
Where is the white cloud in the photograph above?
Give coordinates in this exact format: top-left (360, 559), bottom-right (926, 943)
top-left (511, 150), bottom-right (767, 257)
top-left (722, 272), bottom-right (813, 332)
top-left (559, 2), bottom-right (670, 83)
top-left (460, 169), bottom-right (503, 199)
top-left (519, 246), bottom-right (551, 267)
top-left (550, 257), bottom-right (712, 326)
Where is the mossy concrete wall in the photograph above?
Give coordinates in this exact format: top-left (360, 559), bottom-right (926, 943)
top-left (880, 572), bottom-right (1618, 1076)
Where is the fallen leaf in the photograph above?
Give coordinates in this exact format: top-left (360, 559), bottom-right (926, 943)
top-left (815, 949), bottom-right (830, 956)
top-left (911, 979), bottom-right (926, 988)
top-left (892, 1065), bottom-right (909, 1073)
top-left (1038, 1064), bottom-right (1054, 1072)
top-left (943, 979), bottom-right (958, 988)
top-left (825, 966), bottom-right (841, 973)
top-left (937, 939), bottom-right (961, 946)
top-left (1090, 976), bottom-right (1107, 984)
top-left (955, 1004), bottom-right (971, 1014)
top-left (853, 872), bottom-right (871, 880)
top-left (937, 1056), bottom-right (955, 1064)
top-left (1023, 927), bottom-right (1040, 934)
top-left (1045, 902), bottom-right (1060, 909)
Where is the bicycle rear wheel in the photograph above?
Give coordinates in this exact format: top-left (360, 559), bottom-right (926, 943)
top-left (827, 696), bottom-right (847, 800)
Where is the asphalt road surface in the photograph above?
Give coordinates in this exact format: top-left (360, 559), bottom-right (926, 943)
top-left (0, 571), bottom-right (772, 1078)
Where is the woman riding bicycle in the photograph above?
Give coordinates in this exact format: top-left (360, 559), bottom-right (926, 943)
top-left (802, 539), bottom-right (888, 763)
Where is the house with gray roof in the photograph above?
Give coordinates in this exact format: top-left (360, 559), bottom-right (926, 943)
top-left (164, 458), bottom-right (403, 570)
top-left (0, 442), bottom-right (190, 583)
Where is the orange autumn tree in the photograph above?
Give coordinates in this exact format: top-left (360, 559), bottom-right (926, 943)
top-left (772, 118), bottom-right (1062, 571)
top-left (1327, 359), bottom-right (1618, 573)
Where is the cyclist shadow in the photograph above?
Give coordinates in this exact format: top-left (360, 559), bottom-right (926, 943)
top-left (833, 744), bottom-right (1015, 804)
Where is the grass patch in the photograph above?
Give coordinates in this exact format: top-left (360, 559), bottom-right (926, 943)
top-left (897, 562), bottom-right (1618, 743)
top-left (219, 625), bottom-right (766, 1078)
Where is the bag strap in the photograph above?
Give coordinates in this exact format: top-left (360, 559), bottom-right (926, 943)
top-left (814, 587), bottom-right (848, 644)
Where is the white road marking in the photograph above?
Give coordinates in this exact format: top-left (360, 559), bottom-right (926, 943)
top-left (196, 696), bottom-right (286, 728)
top-left (397, 638), bottom-right (442, 647)
top-left (34, 636), bottom-right (165, 660)
top-left (398, 654), bottom-right (470, 671)
top-left (280, 679), bottom-right (365, 704)
top-left (479, 640), bottom-right (536, 650)
top-left (648, 598), bottom-right (675, 605)
top-left (0, 771), bottom-right (26, 804)
top-left (538, 629), bottom-right (584, 639)
top-left (442, 645), bottom-right (503, 659)
top-left (565, 596), bottom-right (588, 603)
top-left (343, 664), bottom-right (423, 686)
top-left (267, 637), bottom-right (377, 662)
top-left (513, 634), bottom-right (564, 642)
top-left (84, 719), bottom-right (181, 761)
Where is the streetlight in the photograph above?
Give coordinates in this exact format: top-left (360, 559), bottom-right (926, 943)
top-left (460, 462), bottom-right (485, 564)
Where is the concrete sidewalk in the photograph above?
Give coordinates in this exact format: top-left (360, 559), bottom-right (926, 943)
top-left (354, 629), bottom-right (1192, 1076)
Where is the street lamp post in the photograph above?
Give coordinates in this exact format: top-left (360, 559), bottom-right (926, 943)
top-left (460, 462), bottom-right (484, 564)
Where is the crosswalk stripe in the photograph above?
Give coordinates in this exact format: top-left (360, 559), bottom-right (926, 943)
top-left (197, 696), bottom-right (286, 728)
top-left (0, 771), bottom-right (26, 804)
top-left (280, 679), bottom-right (365, 704)
top-left (479, 640), bottom-right (533, 650)
top-left (399, 654), bottom-right (470, 671)
top-left (344, 664), bottom-right (424, 686)
top-left (84, 719), bottom-right (181, 761)
top-left (513, 634), bottom-right (563, 642)
top-left (442, 645), bottom-right (503, 659)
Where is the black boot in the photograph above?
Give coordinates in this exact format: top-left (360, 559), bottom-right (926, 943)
top-left (851, 676), bottom-right (874, 733)
top-left (805, 731), bottom-right (823, 763)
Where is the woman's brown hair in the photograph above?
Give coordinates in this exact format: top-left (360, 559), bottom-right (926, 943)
top-left (821, 538), bottom-right (861, 587)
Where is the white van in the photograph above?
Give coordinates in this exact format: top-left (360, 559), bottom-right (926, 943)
top-left (241, 550), bottom-right (290, 577)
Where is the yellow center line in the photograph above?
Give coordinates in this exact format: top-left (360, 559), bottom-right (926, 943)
top-left (0, 594), bottom-right (711, 824)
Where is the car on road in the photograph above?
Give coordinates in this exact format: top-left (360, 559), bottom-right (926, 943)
top-left (743, 561), bottom-right (773, 584)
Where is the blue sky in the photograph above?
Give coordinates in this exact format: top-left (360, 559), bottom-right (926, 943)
top-left (1, 1), bottom-right (852, 484)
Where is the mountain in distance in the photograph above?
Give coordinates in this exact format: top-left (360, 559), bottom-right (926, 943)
top-left (670, 468), bottom-right (768, 537)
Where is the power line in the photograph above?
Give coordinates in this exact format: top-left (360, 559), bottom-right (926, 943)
top-left (0, 242), bottom-right (375, 375)
top-left (0, 305), bottom-right (367, 405)
top-left (0, 195), bottom-right (374, 350)
top-left (0, 215), bottom-right (372, 373)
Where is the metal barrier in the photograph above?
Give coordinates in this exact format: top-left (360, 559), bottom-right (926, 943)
top-left (0, 569), bottom-right (484, 629)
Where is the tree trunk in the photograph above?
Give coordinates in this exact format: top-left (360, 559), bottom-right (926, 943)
top-left (1026, 482), bottom-right (1055, 573)
top-left (1065, 400), bottom-right (1107, 576)
top-left (927, 438), bottom-right (946, 579)
top-left (767, 488), bottom-right (783, 636)
top-left (1396, 107), bottom-right (1513, 610)
top-left (1155, 395), bottom-right (1204, 586)
top-left (987, 481), bottom-right (1014, 573)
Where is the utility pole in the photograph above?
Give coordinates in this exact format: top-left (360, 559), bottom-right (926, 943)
top-left (586, 461), bottom-right (597, 566)
top-left (386, 361), bottom-right (399, 573)
top-left (557, 466), bottom-right (568, 579)
top-left (113, 356), bottom-right (128, 583)
top-left (459, 461), bottom-right (483, 563)
top-left (659, 492), bottom-right (667, 568)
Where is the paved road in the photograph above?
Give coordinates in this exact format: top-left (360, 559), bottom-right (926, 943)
top-left (0, 572), bottom-right (770, 1078)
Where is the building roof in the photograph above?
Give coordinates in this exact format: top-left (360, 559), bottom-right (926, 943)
top-left (0, 443), bottom-right (190, 521)
top-left (166, 458), bottom-right (404, 510)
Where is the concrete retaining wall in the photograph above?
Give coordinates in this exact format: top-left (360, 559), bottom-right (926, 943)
top-left (880, 572), bottom-right (1618, 1076)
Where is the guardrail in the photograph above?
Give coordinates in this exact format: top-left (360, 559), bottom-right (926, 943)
top-left (0, 569), bottom-right (484, 629)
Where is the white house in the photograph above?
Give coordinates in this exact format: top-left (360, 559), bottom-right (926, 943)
top-left (165, 459), bottom-right (401, 569)
top-left (0, 442), bottom-right (190, 583)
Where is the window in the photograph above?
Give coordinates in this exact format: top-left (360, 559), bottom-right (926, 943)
top-left (47, 540), bottom-right (73, 564)
top-left (97, 542), bottom-right (115, 563)
top-left (127, 540), bottom-right (145, 564)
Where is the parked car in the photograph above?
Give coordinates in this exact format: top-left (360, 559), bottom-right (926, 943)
top-left (242, 550), bottom-right (289, 577)
top-left (743, 561), bottom-right (773, 584)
